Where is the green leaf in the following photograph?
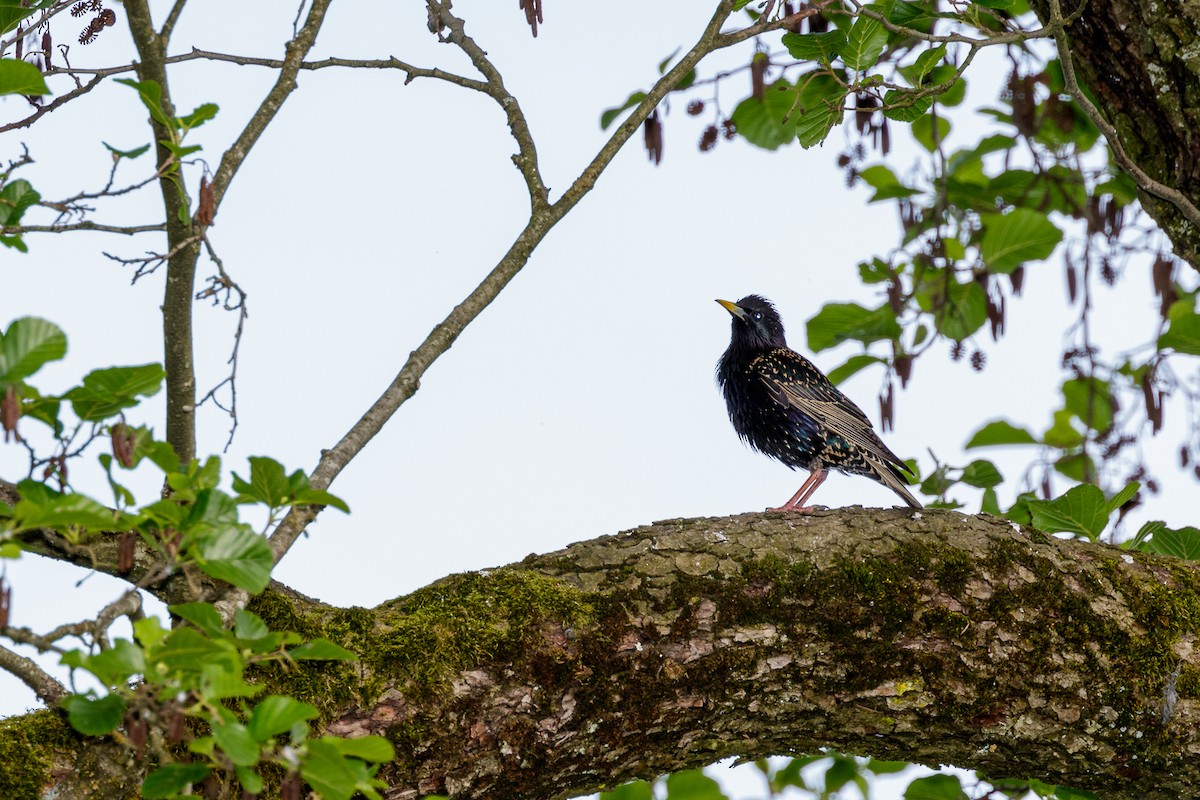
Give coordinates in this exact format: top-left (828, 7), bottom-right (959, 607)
top-left (102, 142), bottom-right (152, 160)
top-left (115, 78), bottom-right (175, 129)
top-left (912, 44), bottom-right (948, 83)
top-left (965, 419), bottom-right (1039, 448)
top-left (302, 739), bottom-right (375, 800)
top-left (807, 302), bottom-right (901, 352)
top-left (599, 91), bottom-right (646, 130)
top-left (732, 80), bottom-right (801, 150)
top-left (213, 719), bottom-right (261, 766)
top-left (291, 488), bottom-right (351, 513)
top-left (1043, 408), bottom-right (1084, 449)
top-left (232, 456), bottom-right (290, 508)
top-left (882, 89), bottom-right (934, 122)
top-left (842, 7), bottom-right (888, 71)
top-left (290, 638), bottom-right (358, 661)
top-left (0, 317), bottom-right (66, 383)
top-left (0, 57), bottom-right (49, 96)
top-left (0, 1), bottom-right (35, 35)
top-left (249, 695), bottom-right (319, 741)
top-left (912, 114), bottom-right (950, 151)
top-left (933, 280), bottom-right (987, 341)
top-left (194, 527), bottom-right (274, 593)
top-left (64, 364), bottom-right (165, 421)
top-left (1027, 483), bottom-right (1108, 540)
top-left (781, 30), bottom-right (846, 63)
top-left (904, 773), bottom-right (968, 800)
top-left (1054, 452), bottom-right (1095, 483)
top-left (664, 768), bottom-right (728, 799)
top-left (62, 693), bottom-right (125, 735)
top-left (171, 602), bottom-right (228, 638)
top-left (1062, 376), bottom-right (1114, 432)
top-left (858, 165), bottom-right (922, 201)
top-left (980, 208), bottom-right (1063, 273)
top-left (1158, 309), bottom-right (1200, 355)
top-left (329, 735), bottom-right (396, 763)
top-left (234, 609), bottom-right (270, 641)
top-left (1127, 520), bottom-right (1165, 550)
top-left (11, 485), bottom-right (124, 533)
top-left (0, 178), bottom-right (41, 229)
top-left (178, 102), bottom-right (219, 130)
top-left (981, 486), bottom-right (1001, 515)
top-left (142, 763), bottom-right (210, 799)
top-left (602, 781), bottom-right (655, 800)
top-left (826, 354), bottom-right (884, 385)
top-left (1142, 526), bottom-right (1200, 560)
top-left (960, 459), bottom-right (1003, 488)
top-left (795, 73), bottom-right (848, 148)
top-left (1107, 481), bottom-right (1139, 515)
top-left (235, 766), bottom-right (264, 795)
top-left (73, 639), bottom-right (146, 686)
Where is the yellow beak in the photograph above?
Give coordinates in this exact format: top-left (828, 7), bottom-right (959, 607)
top-left (715, 299), bottom-right (745, 319)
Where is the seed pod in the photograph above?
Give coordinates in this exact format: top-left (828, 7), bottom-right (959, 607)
top-left (1, 384), bottom-right (19, 443)
top-left (1181, 446), bottom-right (1190, 468)
top-left (950, 341), bottom-right (965, 362)
top-left (0, 577), bottom-right (10, 628)
top-left (125, 711), bottom-right (147, 758)
top-left (518, 0), bottom-right (543, 37)
top-left (112, 422), bottom-right (136, 468)
top-left (751, 52), bottom-right (768, 101)
top-left (699, 125), bottom-right (718, 152)
top-left (1142, 371), bottom-right (1162, 434)
top-left (643, 111), bottom-right (663, 166)
top-left (887, 280), bottom-right (903, 315)
top-left (970, 350), bottom-right (986, 371)
top-left (1041, 472), bottom-right (1052, 499)
top-left (879, 383), bottom-right (895, 432)
top-left (119, 532), bottom-right (135, 573)
top-left (1010, 265), bottom-right (1025, 296)
top-left (721, 118), bottom-right (736, 139)
top-left (195, 176), bottom-right (215, 226)
top-left (1065, 256), bottom-right (1077, 304)
top-left (809, 11), bottom-right (829, 33)
top-left (894, 354), bottom-right (913, 388)
top-left (41, 31), bottom-right (51, 69)
top-left (686, 100), bottom-right (704, 116)
top-left (167, 706), bottom-right (186, 742)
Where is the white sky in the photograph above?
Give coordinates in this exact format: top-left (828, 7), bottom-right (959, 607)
top-left (1, 2), bottom-right (1191, 797)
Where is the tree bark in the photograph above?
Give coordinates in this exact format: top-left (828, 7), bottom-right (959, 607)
top-left (1029, 0), bottom-right (1200, 268)
top-left (4, 508), bottom-right (1198, 799)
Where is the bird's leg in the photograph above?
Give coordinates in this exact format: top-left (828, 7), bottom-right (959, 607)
top-left (768, 468), bottom-right (827, 512)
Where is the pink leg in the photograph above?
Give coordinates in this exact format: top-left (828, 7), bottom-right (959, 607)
top-left (768, 468), bottom-right (828, 512)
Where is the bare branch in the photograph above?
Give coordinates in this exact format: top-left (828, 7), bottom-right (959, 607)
top-left (0, 74), bottom-right (103, 134)
top-left (264, 0), bottom-right (745, 564)
top-left (0, 641), bottom-right (67, 705)
top-left (1, 221), bottom-right (165, 236)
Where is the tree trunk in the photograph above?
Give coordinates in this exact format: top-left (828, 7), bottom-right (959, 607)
top-left (1029, 0), bottom-right (1200, 267)
top-left (5, 509), bottom-right (1198, 799)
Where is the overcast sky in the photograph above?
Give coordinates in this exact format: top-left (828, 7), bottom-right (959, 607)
top-left (1, 2), bottom-right (1190, 796)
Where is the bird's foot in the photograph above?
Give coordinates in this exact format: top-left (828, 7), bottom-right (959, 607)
top-left (766, 504), bottom-right (826, 513)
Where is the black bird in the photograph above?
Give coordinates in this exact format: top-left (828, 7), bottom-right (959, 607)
top-left (716, 295), bottom-right (922, 511)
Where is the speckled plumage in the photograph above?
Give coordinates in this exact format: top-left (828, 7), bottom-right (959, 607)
top-left (716, 295), bottom-right (921, 510)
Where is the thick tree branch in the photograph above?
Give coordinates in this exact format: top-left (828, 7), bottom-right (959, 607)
top-left (124, 0), bottom-right (200, 465)
top-left (1045, 0), bottom-right (1200, 234)
top-left (1026, 0), bottom-right (1200, 268)
top-left (9, 509), bottom-right (1200, 798)
top-left (0, 642), bottom-right (66, 705)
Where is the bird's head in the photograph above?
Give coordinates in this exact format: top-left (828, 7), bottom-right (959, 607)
top-left (716, 295), bottom-right (787, 349)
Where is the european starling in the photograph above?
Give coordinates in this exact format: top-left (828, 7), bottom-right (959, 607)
top-left (716, 295), bottom-right (922, 511)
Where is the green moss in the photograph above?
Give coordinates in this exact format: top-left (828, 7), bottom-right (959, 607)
top-left (0, 709), bottom-right (77, 800)
top-left (368, 568), bottom-right (597, 697)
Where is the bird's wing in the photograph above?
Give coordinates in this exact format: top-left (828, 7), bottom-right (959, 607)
top-left (750, 349), bottom-right (911, 473)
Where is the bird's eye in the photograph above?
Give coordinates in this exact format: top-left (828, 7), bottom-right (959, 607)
top-left (752, 311), bottom-right (763, 321)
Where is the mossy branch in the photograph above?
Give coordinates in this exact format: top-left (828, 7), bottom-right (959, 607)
top-left (9, 509), bottom-right (1198, 799)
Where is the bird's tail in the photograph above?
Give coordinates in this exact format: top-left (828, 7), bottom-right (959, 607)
top-left (872, 458), bottom-right (923, 509)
